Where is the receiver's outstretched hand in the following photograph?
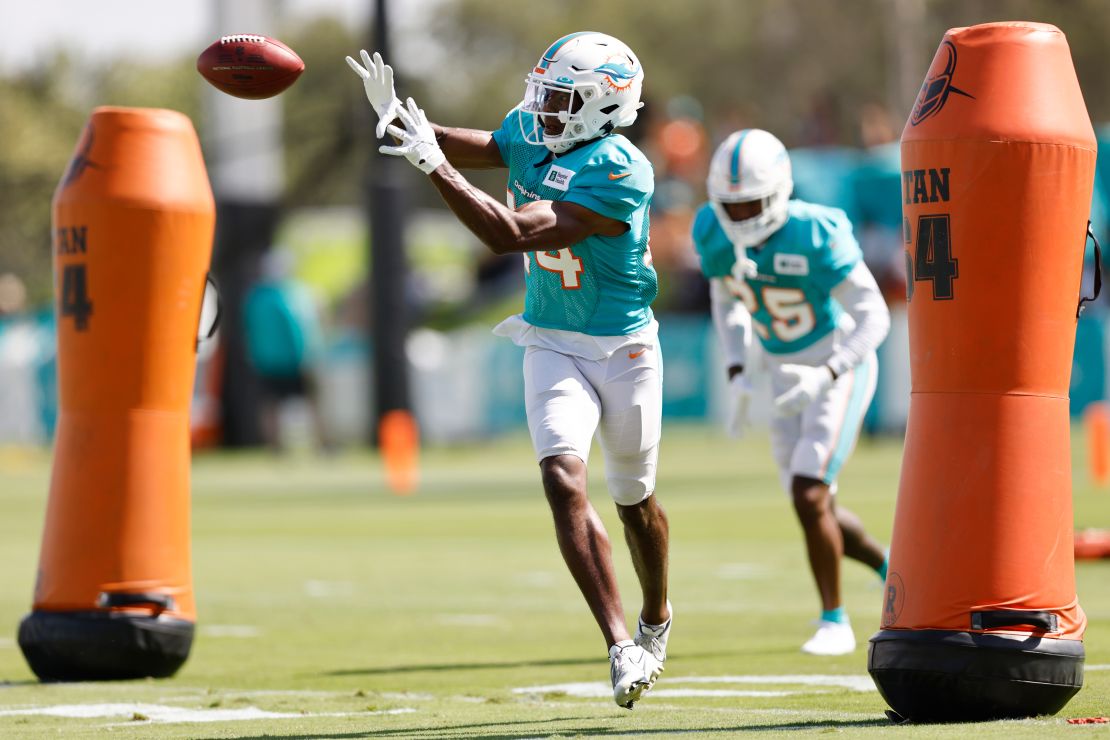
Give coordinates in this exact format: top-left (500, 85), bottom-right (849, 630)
top-left (346, 49), bottom-right (403, 139)
top-left (378, 98), bottom-right (446, 175)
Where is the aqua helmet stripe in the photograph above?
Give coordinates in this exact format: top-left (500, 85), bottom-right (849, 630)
top-left (538, 31), bottom-right (592, 70)
top-left (730, 129), bottom-right (751, 186)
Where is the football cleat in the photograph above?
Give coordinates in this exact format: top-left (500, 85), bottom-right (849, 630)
top-left (801, 619), bottom-right (856, 656)
top-left (609, 640), bottom-right (663, 709)
top-left (634, 599), bottom-right (672, 663)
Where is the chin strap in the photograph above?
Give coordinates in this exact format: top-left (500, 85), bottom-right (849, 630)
top-left (544, 130), bottom-right (609, 154)
top-left (544, 139), bottom-right (576, 154)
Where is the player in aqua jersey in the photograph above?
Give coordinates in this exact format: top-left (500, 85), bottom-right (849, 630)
top-left (348, 32), bottom-right (669, 708)
top-left (692, 129), bottom-right (891, 656)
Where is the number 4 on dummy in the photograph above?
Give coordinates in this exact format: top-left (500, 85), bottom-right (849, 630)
top-left (905, 214), bottom-right (958, 301)
top-left (60, 264), bottom-right (93, 330)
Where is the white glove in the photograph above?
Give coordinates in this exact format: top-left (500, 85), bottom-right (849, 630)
top-left (773, 363), bottom-right (834, 418)
top-left (345, 50), bottom-right (403, 139)
top-left (726, 373), bottom-right (754, 438)
top-left (732, 245), bottom-right (758, 280)
top-left (378, 98), bottom-right (446, 175)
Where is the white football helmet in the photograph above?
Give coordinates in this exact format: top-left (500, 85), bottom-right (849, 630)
top-left (707, 129), bottom-right (793, 250)
top-left (520, 32), bottom-right (644, 153)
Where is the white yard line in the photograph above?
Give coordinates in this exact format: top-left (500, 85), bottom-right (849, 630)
top-left (213, 689), bottom-right (365, 698)
top-left (0, 703), bottom-right (415, 725)
top-left (512, 673), bottom-right (876, 699)
top-left (512, 681), bottom-right (803, 699)
top-left (653, 689), bottom-right (800, 698)
top-left (672, 674), bottom-right (876, 692)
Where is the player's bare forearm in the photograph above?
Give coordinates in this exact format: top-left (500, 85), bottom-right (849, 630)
top-left (427, 164), bottom-right (568, 253)
top-left (430, 124), bottom-right (504, 169)
top-left (427, 165), bottom-right (618, 255)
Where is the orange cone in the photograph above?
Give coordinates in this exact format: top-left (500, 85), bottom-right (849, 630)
top-left (379, 409), bottom-right (420, 494)
top-left (868, 23), bottom-right (1093, 722)
top-left (1085, 403), bottom-right (1110, 485)
top-left (1074, 529), bottom-right (1110, 560)
top-left (18, 107), bottom-right (215, 680)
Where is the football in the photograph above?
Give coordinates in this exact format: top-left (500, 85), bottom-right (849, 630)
top-left (196, 34), bottom-right (304, 100)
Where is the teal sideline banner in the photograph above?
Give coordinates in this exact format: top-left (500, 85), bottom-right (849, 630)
top-left (1, 309), bottom-right (1108, 446)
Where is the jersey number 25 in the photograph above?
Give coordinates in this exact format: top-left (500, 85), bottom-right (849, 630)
top-left (728, 278), bottom-right (815, 342)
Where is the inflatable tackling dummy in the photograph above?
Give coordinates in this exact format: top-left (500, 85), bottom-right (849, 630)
top-left (867, 23), bottom-right (1097, 722)
top-left (18, 107), bottom-right (216, 680)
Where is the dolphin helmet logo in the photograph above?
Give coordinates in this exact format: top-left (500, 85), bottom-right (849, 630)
top-left (594, 56), bottom-right (640, 90)
top-left (910, 41), bottom-right (974, 126)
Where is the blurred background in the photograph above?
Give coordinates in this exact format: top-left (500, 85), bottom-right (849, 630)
top-left (1, 0), bottom-right (1109, 451)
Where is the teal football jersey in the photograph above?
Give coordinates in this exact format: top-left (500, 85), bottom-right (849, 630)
top-left (692, 200), bottom-right (861, 354)
top-left (491, 109), bottom-right (657, 336)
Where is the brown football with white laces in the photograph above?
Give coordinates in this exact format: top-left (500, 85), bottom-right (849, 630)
top-left (196, 34), bottom-right (304, 100)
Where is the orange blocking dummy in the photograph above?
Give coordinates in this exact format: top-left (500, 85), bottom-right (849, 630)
top-left (18, 107), bottom-right (215, 680)
top-left (867, 23), bottom-right (1096, 722)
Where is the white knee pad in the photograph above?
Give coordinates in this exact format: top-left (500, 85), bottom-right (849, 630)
top-left (606, 457), bottom-right (656, 506)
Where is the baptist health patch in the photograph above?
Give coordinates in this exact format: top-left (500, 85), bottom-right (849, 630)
top-left (543, 164), bottom-right (576, 192)
top-left (773, 253), bottom-right (809, 276)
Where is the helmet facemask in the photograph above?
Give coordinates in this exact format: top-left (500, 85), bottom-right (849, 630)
top-left (521, 76), bottom-right (601, 153)
top-left (711, 189), bottom-right (790, 281)
top-left (710, 184), bottom-right (792, 249)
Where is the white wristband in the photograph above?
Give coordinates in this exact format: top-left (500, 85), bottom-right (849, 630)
top-left (414, 145), bottom-right (446, 175)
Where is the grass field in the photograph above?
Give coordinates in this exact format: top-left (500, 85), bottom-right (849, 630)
top-left (0, 424), bottom-right (1107, 738)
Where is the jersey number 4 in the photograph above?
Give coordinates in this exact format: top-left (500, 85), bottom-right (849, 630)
top-left (529, 249), bottom-right (584, 290)
top-left (905, 214), bottom-right (958, 301)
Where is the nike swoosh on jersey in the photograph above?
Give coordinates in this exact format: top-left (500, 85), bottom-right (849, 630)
top-left (628, 349), bottom-right (647, 359)
top-left (608, 172), bottom-right (634, 180)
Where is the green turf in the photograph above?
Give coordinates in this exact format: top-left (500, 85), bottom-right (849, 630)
top-left (0, 425), bottom-right (1107, 738)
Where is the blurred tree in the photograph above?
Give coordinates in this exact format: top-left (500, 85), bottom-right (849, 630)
top-left (0, 59), bottom-right (88, 304)
top-left (423, 0), bottom-right (1110, 145)
top-left (281, 17), bottom-right (365, 207)
top-left (0, 53), bottom-right (199, 305)
top-left (423, 0), bottom-right (891, 144)
top-left (0, 18), bottom-right (364, 308)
